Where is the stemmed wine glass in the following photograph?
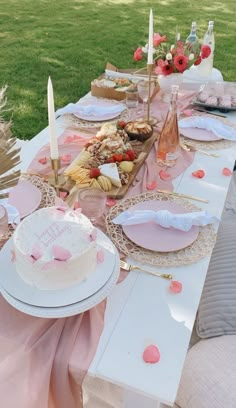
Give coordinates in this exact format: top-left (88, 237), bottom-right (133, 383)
top-left (137, 79), bottom-right (155, 120)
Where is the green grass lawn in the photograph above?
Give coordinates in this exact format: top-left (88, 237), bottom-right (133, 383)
top-left (0, 0), bottom-right (236, 140)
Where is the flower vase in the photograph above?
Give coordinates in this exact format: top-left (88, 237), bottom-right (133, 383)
top-left (158, 73), bottom-right (183, 103)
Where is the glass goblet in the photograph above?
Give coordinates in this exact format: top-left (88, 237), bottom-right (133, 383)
top-left (137, 79), bottom-right (155, 120)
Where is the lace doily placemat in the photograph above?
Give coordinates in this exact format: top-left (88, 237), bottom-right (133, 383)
top-left (0, 174), bottom-right (56, 247)
top-left (106, 191), bottom-right (216, 267)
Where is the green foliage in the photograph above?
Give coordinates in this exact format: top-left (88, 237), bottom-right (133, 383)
top-left (0, 0), bottom-right (236, 139)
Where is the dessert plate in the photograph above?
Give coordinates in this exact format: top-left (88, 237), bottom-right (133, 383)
top-left (8, 180), bottom-right (42, 218)
top-left (122, 200), bottom-right (199, 252)
top-left (0, 249), bottom-right (120, 318)
top-left (0, 229), bottom-right (116, 307)
top-left (180, 127), bottom-right (222, 142)
top-left (73, 100), bottom-right (125, 122)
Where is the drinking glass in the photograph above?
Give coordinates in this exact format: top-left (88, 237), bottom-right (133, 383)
top-left (77, 188), bottom-right (106, 225)
top-left (0, 205), bottom-right (8, 238)
top-left (137, 79), bottom-right (155, 119)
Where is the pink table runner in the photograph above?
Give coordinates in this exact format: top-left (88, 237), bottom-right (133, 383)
top-left (0, 90), bottom-right (195, 408)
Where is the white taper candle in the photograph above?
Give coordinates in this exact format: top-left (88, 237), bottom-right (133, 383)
top-left (147, 9), bottom-right (153, 64)
top-left (47, 76), bottom-right (59, 160)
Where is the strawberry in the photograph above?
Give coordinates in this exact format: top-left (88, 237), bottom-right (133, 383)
top-left (122, 153), bottom-right (130, 161)
top-left (89, 168), bottom-right (101, 178)
top-left (126, 149), bottom-right (135, 161)
top-left (117, 120), bottom-right (126, 129)
top-left (113, 153), bottom-right (123, 162)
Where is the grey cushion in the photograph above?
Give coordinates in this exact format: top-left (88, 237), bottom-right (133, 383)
top-left (196, 173), bottom-right (236, 338)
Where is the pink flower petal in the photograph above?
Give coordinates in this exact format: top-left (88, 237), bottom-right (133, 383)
top-left (89, 228), bottom-right (97, 242)
top-left (59, 191), bottom-right (68, 199)
top-left (222, 167), bottom-right (233, 176)
top-left (183, 109), bottom-right (193, 117)
top-left (97, 250), bottom-right (104, 263)
top-left (159, 170), bottom-right (171, 181)
top-left (169, 280), bottom-right (182, 294)
top-left (192, 169), bottom-right (205, 179)
top-left (31, 244), bottom-right (42, 261)
top-left (146, 180), bottom-right (157, 190)
top-left (52, 245), bottom-right (72, 261)
top-left (143, 345), bottom-right (160, 364)
top-left (11, 250), bottom-right (16, 263)
top-left (27, 255), bottom-right (36, 264)
top-left (60, 154), bottom-right (72, 164)
top-left (64, 136), bottom-right (73, 144)
top-left (106, 198), bottom-right (117, 207)
top-left (38, 157), bottom-right (47, 165)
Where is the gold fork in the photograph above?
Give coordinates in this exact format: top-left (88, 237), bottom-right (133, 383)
top-left (120, 260), bottom-right (172, 280)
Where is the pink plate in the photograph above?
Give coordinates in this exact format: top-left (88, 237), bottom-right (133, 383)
top-left (122, 200), bottom-right (199, 252)
top-left (8, 180), bottom-right (42, 218)
top-left (180, 127), bottom-right (222, 141)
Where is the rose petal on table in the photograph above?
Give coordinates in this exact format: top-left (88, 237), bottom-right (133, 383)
top-left (59, 191), bottom-right (68, 199)
top-left (38, 157), bottom-right (47, 165)
top-left (97, 249), bottom-right (104, 263)
top-left (146, 180), bottom-right (157, 190)
top-left (60, 154), bottom-right (72, 163)
top-left (159, 170), bottom-right (171, 181)
top-left (169, 280), bottom-right (182, 294)
top-left (106, 198), bottom-right (117, 207)
top-left (192, 169), bottom-right (205, 179)
top-left (222, 167), bottom-right (233, 176)
top-left (143, 345), bottom-right (160, 364)
top-left (183, 109), bottom-right (193, 117)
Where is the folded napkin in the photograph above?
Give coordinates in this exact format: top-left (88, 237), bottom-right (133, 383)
top-left (0, 199), bottom-right (19, 223)
top-left (178, 117), bottom-right (236, 141)
top-left (112, 210), bottom-right (219, 232)
top-left (55, 102), bottom-right (126, 118)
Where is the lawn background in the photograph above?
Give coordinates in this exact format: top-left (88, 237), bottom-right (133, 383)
top-left (0, 0), bottom-right (236, 140)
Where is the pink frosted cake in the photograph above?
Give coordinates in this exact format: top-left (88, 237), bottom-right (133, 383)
top-left (13, 206), bottom-right (98, 290)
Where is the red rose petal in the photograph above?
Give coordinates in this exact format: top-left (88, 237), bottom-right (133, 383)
top-left (222, 167), bottom-right (233, 176)
top-left (169, 280), bottom-right (182, 294)
top-left (159, 170), bottom-right (171, 181)
top-left (146, 180), bottom-right (157, 190)
top-left (106, 198), bottom-right (117, 207)
top-left (192, 170), bottom-right (205, 179)
top-left (143, 345), bottom-right (160, 364)
top-left (38, 157), bottom-right (47, 165)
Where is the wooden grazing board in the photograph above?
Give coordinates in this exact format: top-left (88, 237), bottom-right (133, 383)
top-left (104, 131), bottom-right (158, 199)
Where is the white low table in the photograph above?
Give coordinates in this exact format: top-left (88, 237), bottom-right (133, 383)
top-left (15, 105), bottom-right (236, 408)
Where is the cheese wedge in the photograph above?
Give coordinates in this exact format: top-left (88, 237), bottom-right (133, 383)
top-left (99, 163), bottom-right (121, 188)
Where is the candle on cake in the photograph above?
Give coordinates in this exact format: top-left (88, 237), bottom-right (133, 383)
top-left (47, 76), bottom-right (59, 160)
top-left (147, 8), bottom-right (153, 64)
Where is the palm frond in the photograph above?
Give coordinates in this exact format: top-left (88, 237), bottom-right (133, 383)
top-left (0, 86), bottom-right (21, 197)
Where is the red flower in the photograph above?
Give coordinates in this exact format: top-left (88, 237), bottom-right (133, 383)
top-left (133, 47), bottom-right (143, 61)
top-left (161, 63), bottom-right (174, 76)
top-left (201, 45), bottom-right (211, 59)
top-left (194, 56), bottom-right (202, 66)
top-left (153, 33), bottom-right (167, 47)
top-left (173, 55), bottom-right (189, 72)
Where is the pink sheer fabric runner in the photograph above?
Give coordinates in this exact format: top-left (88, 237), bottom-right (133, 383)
top-left (0, 90), bottom-right (195, 407)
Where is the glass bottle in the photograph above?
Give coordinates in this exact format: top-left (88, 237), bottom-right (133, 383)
top-left (186, 21), bottom-right (198, 44)
top-left (198, 21), bottom-right (215, 76)
top-left (156, 85), bottom-right (180, 167)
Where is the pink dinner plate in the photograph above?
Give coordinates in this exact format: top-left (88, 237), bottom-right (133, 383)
top-left (180, 127), bottom-right (222, 141)
top-left (122, 200), bottom-right (199, 252)
top-left (8, 180), bottom-right (42, 218)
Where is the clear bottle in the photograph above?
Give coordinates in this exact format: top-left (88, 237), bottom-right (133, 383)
top-left (156, 85), bottom-right (180, 167)
top-left (186, 21), bottom-right (198, 44)
top-left (198, 21), bottom-right (215, 76)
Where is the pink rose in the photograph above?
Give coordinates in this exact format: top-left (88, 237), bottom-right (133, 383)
top-left (134, 47), bottom-right (143, 61)
top-left (153, 33), bottom-right (167, 47)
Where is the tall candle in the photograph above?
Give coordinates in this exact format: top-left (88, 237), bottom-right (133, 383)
top-left (147, 9), bottom-right (153, 64)
top-left (47, 76), bottom-right (59, 160)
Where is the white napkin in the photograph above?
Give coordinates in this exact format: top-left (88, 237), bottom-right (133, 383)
top-left (0, 198), bottom-right (20, 223)
top-left (55, 102), bottom-right (126, 118)
top-left (112, 210), bottom-right (219, 232)
top-left (178, 117), bottom-right (236, 141)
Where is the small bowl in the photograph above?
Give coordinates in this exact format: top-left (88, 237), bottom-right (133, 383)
top-left (125, 121), bottom-right (153, 143)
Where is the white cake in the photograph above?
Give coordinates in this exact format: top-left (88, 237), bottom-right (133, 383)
top-left (12, 207), bottom-right (98, 290)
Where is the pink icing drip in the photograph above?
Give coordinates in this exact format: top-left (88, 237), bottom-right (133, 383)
top-left (143, 345), bottom-right (160, 364)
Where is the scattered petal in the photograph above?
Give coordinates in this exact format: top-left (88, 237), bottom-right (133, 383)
top-left (59, 191), bottom-right (68, 199)
top-left (60, 154), bottom-right (72, 164)
top-left (106, 198), bottom-right (117, 207)
top-left (222, 167), bottom-right (233, 176)
top-left (169, 280), bottom-right (182, 294)
top-left (143, 345), bottom-right (160, 364)
top-left (183, 109), bottom-right (193, 117)
top-left (97, 249), bottom-right (104, 263)
top-left (146, 180), bottom-right (157, 190)
top-left (159, 170), bottom-right (171, 181)
top-left (192, 170), bottom-right (205, 179)
top-left (52, 245), bottom-right (72, 261)
top-left (38, 157), bottom-right (47, 165)
top-left (11, 250), bottom-right (16, 263)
